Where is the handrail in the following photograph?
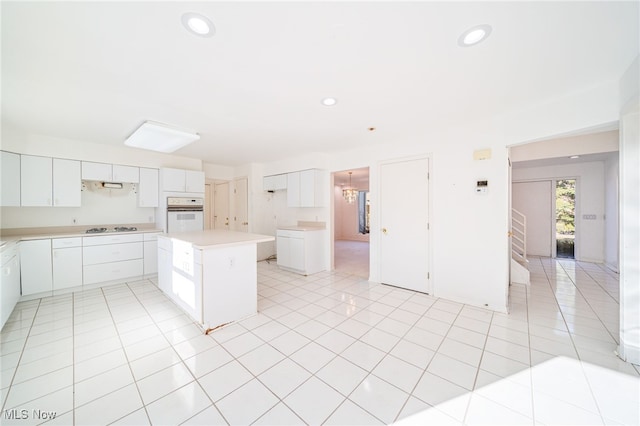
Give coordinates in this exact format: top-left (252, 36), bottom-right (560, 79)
top-left (511, 208), bottom-right (527, 265)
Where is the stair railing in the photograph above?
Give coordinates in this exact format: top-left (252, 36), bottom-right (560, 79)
top-left (511, 208), bottom-right (527, 264)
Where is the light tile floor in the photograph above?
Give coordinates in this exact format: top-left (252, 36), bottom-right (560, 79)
top-left (1, 257), bottom-right (638, 425)
top-left (334, 240), bottom-right (369, 278)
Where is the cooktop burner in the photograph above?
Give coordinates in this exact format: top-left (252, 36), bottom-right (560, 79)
top-left (85, 227), bottom-right (108, 234)
top-left (85, 226), bottom-right (138, 234)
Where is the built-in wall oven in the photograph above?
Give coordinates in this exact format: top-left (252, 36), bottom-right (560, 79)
top-left (167, 197), bottom-right (204, 233)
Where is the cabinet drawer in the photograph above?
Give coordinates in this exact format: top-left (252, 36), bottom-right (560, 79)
top-left (144, 232), bottom-right (163, 241)
top-left (276, 229), bottom-right (304, 239)
top-left (52, 237), bottom-right (82, 248)
top-left (83, 242), bottom-right (143, 265)
top-left (83, 259), bottom-right (143, 285)
top-left (83, 233), bottom-right (143, 246)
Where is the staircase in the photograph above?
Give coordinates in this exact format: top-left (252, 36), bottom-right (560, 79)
top-left (511, 208), bottom-right (530, 285)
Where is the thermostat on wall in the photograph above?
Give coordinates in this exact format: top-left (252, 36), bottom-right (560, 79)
top-left (476, 180), bottom-right (488, 194)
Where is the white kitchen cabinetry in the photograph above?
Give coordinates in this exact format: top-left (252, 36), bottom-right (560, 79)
top-left (1, 242), bottom-right (20, 329)
top-left (52, 238), bottom-right (82, 290)
top-left (81, 161), bottom-right (112, 181)
top-left (21, 155), bottom-right (52, 206)
top-left (143, 232), bottom-right (162, 275)
top-left (160, 168), bottom-right (205, 193)
top-left (138, 167), bottom-right (159, 207)
top-left (53, 158), bottom-right (81, 207)
top-left (83, 234), bottom-right (143, 285)
top-left (1, 151), bottom-right (21, 206)
top-left (113, 165), bottom-right (139, 183)
top-left (276, 229), bottom-right (326, 275)
top-left (82, 162), bottom-right (139, 183)
top-left (286, 169), bottom-right (326, 207)
top-left (20, 239), bottom-right (53, 295)
top-left (263, 174), bottom-right (287, 191)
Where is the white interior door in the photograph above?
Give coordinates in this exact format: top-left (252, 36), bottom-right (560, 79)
top-left (512, 181), bottom-right (553, 257)
top-left (379, 157), bottom-right (430, 293)
top-left (214, 182), bottom-right (230, 230)
top-left (234, 177), bottom-right (249, 232)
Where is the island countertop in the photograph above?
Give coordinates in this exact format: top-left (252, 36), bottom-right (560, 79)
top-left (160, 229), bottom-right (274, 249)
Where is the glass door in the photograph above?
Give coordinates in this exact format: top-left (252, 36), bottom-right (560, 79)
top-left (556, 179), bottom-right (576, 258)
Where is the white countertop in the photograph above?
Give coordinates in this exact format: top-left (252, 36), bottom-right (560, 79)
top-left (0, 228), bottom-right (163, 247)
top-left (160, 230), bottom-right (274, 249)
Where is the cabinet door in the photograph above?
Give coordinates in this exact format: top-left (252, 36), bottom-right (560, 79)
top-left (1, 151), bottom-right (20, 206)
top-left (113, 165), bottom-right (139, 183)
top-left (289, 237), bottom-right (305, 271)
top-left (276, 236), bottom-right (291, 268)
top-left (274, 174), bottom-right (288, 190)
top-left (81, 161), bottom-right (112, 181)
top-left (287, 172), bottom-right (300, 207)
top-left (139, 168), bottom-right (159, 207)
top-left (143, 240), bottom-right (158, 275)
top-left (161, 168), bottom-right (186, 192)
top-left (263, 175), bottom-right (274, 191)
top-left (53, 247), bottom-right (83, 290)
top-left (20, 239), bottom-right (53, 295)
top-left (299, 169), bottom-right (315, 207)
top-left (185, 170), bottom-right (205, 193)
top-left (1, 254), bottom-right (20, 328)
top-left (21, 155), bottom-right (52, 206)
top-left (53, 158), bottom-right (81, 207)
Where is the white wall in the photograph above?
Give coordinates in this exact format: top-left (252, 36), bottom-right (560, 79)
top-left (510, 130), bottom-right (619, 162)
top-left (512, 161), bottom-right (606, 263)
top-left (604, 153), bottom-right (619, 272)
top-left (619, 55), bottom-right (640, 365)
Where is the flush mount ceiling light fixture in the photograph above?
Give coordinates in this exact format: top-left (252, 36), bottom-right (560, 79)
top-left (569, 155), bottom-right (580, 159)
top-left (342, 172), bottom-right (358, 204)
top-left (322, 97), bottom-right (337, 106)
top-left (181, 12), bottom-right (215, 37)
top-left (125, 121), bottom-right (200, 153)
top-left (458, 24), bottom-right (492, 47)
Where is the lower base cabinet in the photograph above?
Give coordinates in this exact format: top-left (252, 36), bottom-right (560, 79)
top-left (276, 229), bottom-right (326, 275)
top-left (20, 239), bottom-right (53, 296)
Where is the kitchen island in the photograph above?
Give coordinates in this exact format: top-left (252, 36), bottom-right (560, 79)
top-left (157, 230), bottom-right (274, 333)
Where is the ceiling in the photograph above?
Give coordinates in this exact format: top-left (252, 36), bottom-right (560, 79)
top-left (512, 151), bottom-right (618, 169)
top-left (2, 2), bottom-right (638, 166)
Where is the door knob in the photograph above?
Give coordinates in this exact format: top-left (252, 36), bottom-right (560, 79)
top-left (382, 228), bottom-right (388, 234)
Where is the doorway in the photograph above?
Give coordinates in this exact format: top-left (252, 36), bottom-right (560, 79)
top-left (556, 179), bottom-right (576, 258)
top-left (333, 168), bottom-right (370, 277)
top-left (233, 177), bottom-right (248, 232)
top-left (214, 181), bottom-right (230, 230)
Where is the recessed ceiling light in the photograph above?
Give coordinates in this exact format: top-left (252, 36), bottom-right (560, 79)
top-left (322, 97), bottom-right (337, 106)
top-left (181, 12), bottom-right (215, 38)
top-left (458, 24), bottom-right (492, 47)
top-left (569, 155), bottom-right (580, 159)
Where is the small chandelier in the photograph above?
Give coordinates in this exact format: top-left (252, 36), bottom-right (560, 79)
top-left (342, 172), bottom-right (358, 204)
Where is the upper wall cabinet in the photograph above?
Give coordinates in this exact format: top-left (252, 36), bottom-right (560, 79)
top-left (81, 162), bottom-right (139, 183)
top-left (138, 168), bottom-right (159, 207)
top-left (263, 174), bottom-right (288, 191)
top-left (1, 151), bottom-right (20, 206)
top-left (81, 161), bottom-right (112, 181)
top-left (287, 169), bottom-right (326, 208)
top-left (21, 156), bottom-right (82, 207)
top-left (160, 168), bottom-right (205, 193)
top-left (113, 165), bottom-right (139, 183)
top-left (53, 158), bottom-right (81, 207)
top-left (21, 155), bottom-right (53, 206)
